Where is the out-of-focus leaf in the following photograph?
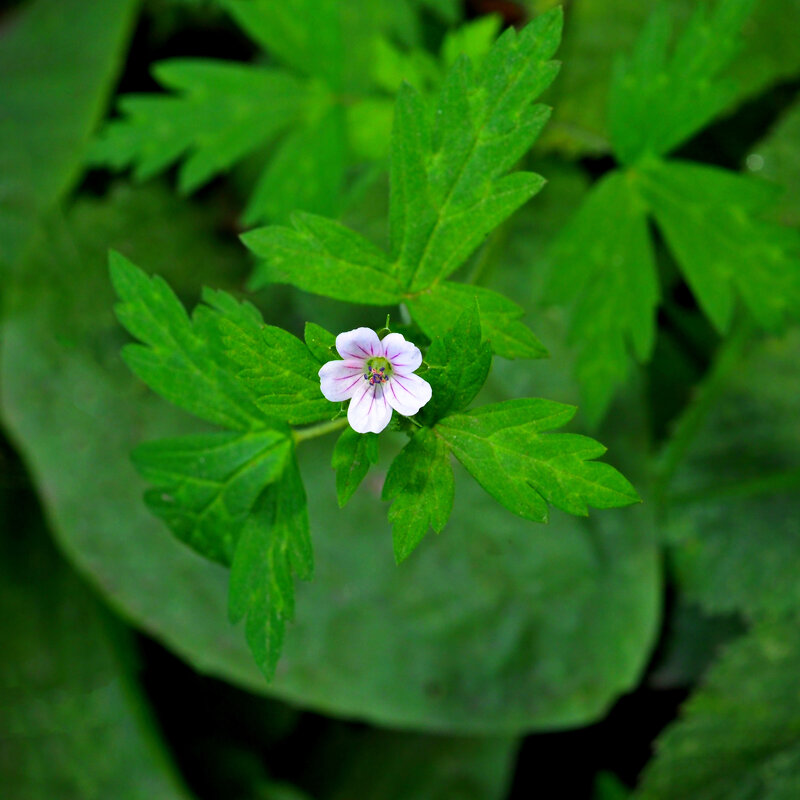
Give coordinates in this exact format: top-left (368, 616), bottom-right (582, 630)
top-left (636, 619), bottom-right (800, 800)
top-left (1, 183), bottom-right (658, 733)
top-left (0, 0), bottom-right (137, 270)
top-left (662, 330), bottom-right (800, 620)
top-left (332, 427), bottom-right (379, 507)
top-left (0, 509), bottom-right (192, 799)
top-left (544, 169), bottom-right (658, 425)
top-left (322, 726), bottom-right (518, 800)
top-left (752, 93), bottom-right (800, 228)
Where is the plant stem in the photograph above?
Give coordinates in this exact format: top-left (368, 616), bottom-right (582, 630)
top-left (292, 416), bottom-right (349, 444)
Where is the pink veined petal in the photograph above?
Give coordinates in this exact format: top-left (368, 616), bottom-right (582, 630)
top-left (336, 327), bottom-right (381, 361)
top-left (347, 380), bottom-right (393, 434)
top-left (380, 332), bottom-right (423, 374)
top-left (319, 359), bottom-right (365, 402)
top-left (385, 372), bottom-right (432, 417)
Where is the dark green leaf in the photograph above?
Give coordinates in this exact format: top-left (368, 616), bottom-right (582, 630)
top-left (609, 0), bottom-right (755, 165)
top-left (133, 430), bottom-right (291, 566)
top-left (244, 211), bottom-right (403, 305)
top-left (382, 428), bottom-right (455, 563)
top-left (420, 300), bottom-right (492, 423)
top-left (636, 619), bottom-right (800, 800)
top-left (437, 399), bottom-right (640, 522)
top-left (640, 159), bottom-right (800, 333)
top-left (390, 9), bottom-right (562, 291)
top-left (544, 168), bottom-right (658, 425)
top-left (110, 251), bottom-right (266, 430)
top-left (332, 427), bottom-right (379, 508)
top-left (0, 0), bottom-right (137, 270)
top-left (219, 309), bottom-right (332, 426)
top-left (229, 454), bottom-right (312, 680)
top-left (407, 280), bottom-right (547, 360)
top-left (304, 321), bottom-right (337, 364)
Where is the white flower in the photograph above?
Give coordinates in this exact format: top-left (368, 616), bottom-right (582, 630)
top-left (319, 327), bottom-right (432, 434)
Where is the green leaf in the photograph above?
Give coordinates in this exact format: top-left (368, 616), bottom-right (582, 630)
top-left (609, 0), bottom-right (755, 165)
top-left (382, 428), bottom-right (455, 563)
top-left (0, 517), bottom-right (192, 800)
top-left (407, 280), bottom-right (547, 360)
top-left (636, 619), bottom-right (800, 800)
top-left (662, 330), bottom-right (800, 621)
top-left (304, 321), bottom-right (337, 364)
top-left (437, 399), bottom-right (640, 522)
top-left (420, 300), bottom-right (492, 423)
top-left (332, 427), bottom-right (379, 508)
top-left (90, 60), bottom-right (310, 193)
top-left (544, 169), bottom-right (658, 426)
top-left (244, 211), bottom-right (403, 305)
top-left (229, 454), bottom-right (312, 681)
top-left (110, 251), bottom-right (266, 431)
top-left (390, 9), bottom-right (562, 291)
top-left (219, 308), bottom-right (332, 426)
top-left (640, 159), bottom-right (800, 333)
top-left (0, 0), bottom-right (137, 271)
top-left (133, 430), bottom-right (291, 565)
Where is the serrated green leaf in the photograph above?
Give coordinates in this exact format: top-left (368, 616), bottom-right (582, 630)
top-left (90, 60), bottom-right (309, 193)
top-left (640, 159), bottom-right (800, 333)
top-left (407, 280), bottom-right (547, 360)
top-left (420, 300), bottom-right (492, 423)
top-left (133, 430), bottom-right (291, 565)
top-left (441, 13), bottom-right (503, 70)
top-left (390, 8), bottom-right (562, 291)
top-left (229, 453), bottom-right (312, 681)
top-left (304, 321), bottom-right (337, 364)
top-left (610, 0), bottom-right (755, 165)
top-left (219, 311), bottom-right (332, 426)
top-left (636, 619), bottom-right (800, 800)
top-left (437, 399), bottom-right (640, 522)
top-left (544, 169), bottom-right (658, 426)
top-left (382, 428), bottom-right (455, 563)
top-left (110, 251), bottom-right (267, 431)
top-left (0, 0), bottom-right (137, 271)
top-left (244, 212), bottom-right (403, 305)
top-left (332, 427), bottom-right (379, 508)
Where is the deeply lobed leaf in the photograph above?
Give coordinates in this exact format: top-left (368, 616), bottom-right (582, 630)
top-left (332, 427), bottom-right (379, 508)
top-left (437, 399), bottom-right (640, 522)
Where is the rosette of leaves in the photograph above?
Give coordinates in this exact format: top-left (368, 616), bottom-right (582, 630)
top-left (111, 9), bottom-right (641, 681)
top-left (542, 0), bottom-right (800, 426)
top-left (89, 0), bottom-right (501, 225)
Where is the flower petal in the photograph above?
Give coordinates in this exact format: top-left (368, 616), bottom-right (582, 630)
top-left (385, 372), bottom-right (432, 417)
top-left (336, 327), bottom-right (381, 361)
top-left (319, 359), bottom-right (365, 402)
top-left (347, 381), bottom-right (393, 434)
top-left (380, 332), bottom-right (423, 373)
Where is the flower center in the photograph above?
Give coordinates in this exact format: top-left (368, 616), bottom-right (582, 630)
top-left (364, 356), bottom-right (392, 386)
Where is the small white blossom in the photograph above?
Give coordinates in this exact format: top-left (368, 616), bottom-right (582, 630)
top-left (319, 327), bottom-right (432, 434)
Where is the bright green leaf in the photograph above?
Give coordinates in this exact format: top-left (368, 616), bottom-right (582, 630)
top-left (332, 427), bottom-right (379, 508)
top-left (609, 0), bottom-right (755, 165)
top-left (110, 251), bottom-right (266, 431)
top-left (304, 321), bottom-right (337, 364)
top-left (544, 169), bottom-right (658, 426)
top-left (133, 430), bottom-right (291, 565)
top-left (640, 159), bottom-right (800, 333)
top-left (244, 212), bottom-right (403, 305)
top-left (390, 9), bottom-right (562, 291)
top-left (420, 300), bottom-right (492, 423)
top-left (437, 399), bottom-right (640, 522)
top-left (407, 280), bottom-right (548, 360)
top-left (382, 428), bottom-right (455, 563)
top-left (636, 619), bottom-right (800, 800)
top-left (229, 453), bottom-right (312, 681)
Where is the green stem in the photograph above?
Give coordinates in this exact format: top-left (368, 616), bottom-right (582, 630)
top-left (292, 416), bottom-right (348, 444)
